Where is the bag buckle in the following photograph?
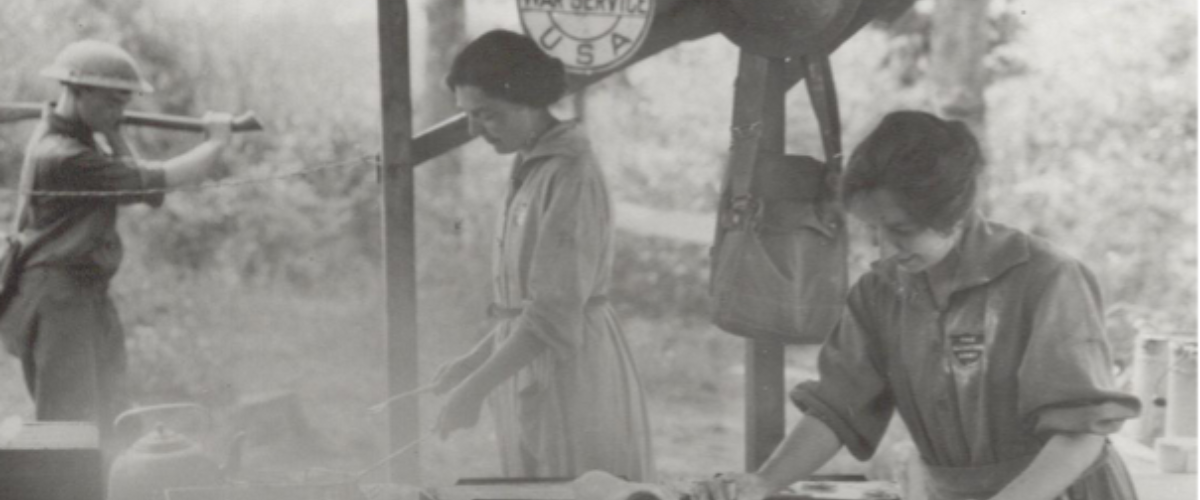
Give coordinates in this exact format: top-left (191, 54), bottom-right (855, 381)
top-left (722, 195), bottom-right (762, 230)
top-left (731, 121), bottom-right (763, 143)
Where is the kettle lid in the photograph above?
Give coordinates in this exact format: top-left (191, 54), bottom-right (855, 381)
top-left (130, 424), bottom-right (203, 455)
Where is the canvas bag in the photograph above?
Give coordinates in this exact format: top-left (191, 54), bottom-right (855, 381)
top-left (710, 54), bottom-right (847, 345)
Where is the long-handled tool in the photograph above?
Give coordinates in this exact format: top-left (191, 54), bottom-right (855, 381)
top-left (354, 434), bottom-right (431, 483)
top-left (0, 102), bottom-right (263, 133)
top-left (366, 383), bottom-right (438, 414)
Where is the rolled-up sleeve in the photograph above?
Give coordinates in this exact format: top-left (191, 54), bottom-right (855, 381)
top-left (791, 278), bottom-right (895, 460)
top-left (512, 161), bottom-right (605, 361)
top-left (1019, 260), bottom-right (1141, 435)
top-left (48, 149), bottom-right (166, 207)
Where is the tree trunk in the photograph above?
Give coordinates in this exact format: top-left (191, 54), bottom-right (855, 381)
top-left (422, 0), bottom-right (466, 188)
top-left (930, 0), bottom-right (990, 208)
top-left (931, 0), bottom-right (988, 132)
top-left (420, 0), bottom-right (467, 246)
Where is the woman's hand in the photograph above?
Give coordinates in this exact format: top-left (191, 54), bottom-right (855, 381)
top-left (431, 353), bottom-right (486, 395)
top-left (433, 382), bottom-right (486, 439)
top-left (690, 472), bottom-right (772, 500)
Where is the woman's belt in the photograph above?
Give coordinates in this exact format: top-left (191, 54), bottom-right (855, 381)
top-left (486, 295), bottom-right (609, 320)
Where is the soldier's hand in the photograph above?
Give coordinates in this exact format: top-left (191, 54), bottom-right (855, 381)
top-left (202, 111), bottom-right (233, 144)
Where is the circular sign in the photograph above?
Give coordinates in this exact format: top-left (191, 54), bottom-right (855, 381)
top-left (518, 0), bottom-right (655, 75)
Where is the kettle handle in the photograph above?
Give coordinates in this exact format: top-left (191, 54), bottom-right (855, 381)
top-left (114, 403), bottom-right (212, 433)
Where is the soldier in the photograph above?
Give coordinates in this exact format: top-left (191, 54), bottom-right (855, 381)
top-left (0, 40), bottom-right (235, 456)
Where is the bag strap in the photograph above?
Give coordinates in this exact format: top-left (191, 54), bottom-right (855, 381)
top-left (726, 53), bottom-right (770, 200)
top-left (717, 52), bottom-right (775, 235)
top-left (720, 53), bottom-right (843, 231)
top-left (802, 54), bottom-right (843, 193)
top-left (11, 103), bottom-right (52, 235)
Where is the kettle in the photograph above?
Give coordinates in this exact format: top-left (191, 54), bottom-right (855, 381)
top-left (107, 403), bottom-right (244, 500)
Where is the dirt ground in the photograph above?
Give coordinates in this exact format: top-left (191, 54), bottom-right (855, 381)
top-left (0, 290), bottom-right (821, 486)
top-left (1, 288), bottom-right (1182, 498)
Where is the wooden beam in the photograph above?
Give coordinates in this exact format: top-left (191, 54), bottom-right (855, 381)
top-left (743, 0), bottom-right (911, 471)
top-left (376, 0), bottom-right (420, 484)
top-left (744, 54), bottom-right (789, 472)
top-left (410, 0), bottom-right (718, 166)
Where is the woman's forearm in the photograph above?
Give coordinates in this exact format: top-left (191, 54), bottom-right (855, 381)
top-left (756, 415), bottom-right (844, 493)
top-left (459, 327), bottom-right (545, 399)
top-left (990, 433), bottom-right (1106, 500)
top-left (464, 327), bottom-right (497, 364)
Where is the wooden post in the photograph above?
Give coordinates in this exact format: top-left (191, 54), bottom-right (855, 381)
top-left (1131, 334), bottom-right (1170, 446)
top-left (744, 56), bottom-right (788, 472)
top-left (1165, 338), bottom-right (1198, 439)
top-left (931, 0), bottom-right (990, 209)
top-left (377, 0), bottom-right (420, 484)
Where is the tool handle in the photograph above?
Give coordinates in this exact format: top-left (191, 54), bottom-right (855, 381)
top-left (113, 402), bottom-right (213, 433)
top-left (125, 110), bottom-right (264, 133)
top-left (367, 383), bottom-right (438, 414)
top-left (0, 102), bottom-right (264, 133)
top-left (355, 434), bottom-right (429, 481)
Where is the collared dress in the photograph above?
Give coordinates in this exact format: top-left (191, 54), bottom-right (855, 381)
top-left (486, 120), bottom-right (654, 481)
top-left (791, 215), bottom-right (1141, 500)
top-left (0, 110), bottom-right (165, 443)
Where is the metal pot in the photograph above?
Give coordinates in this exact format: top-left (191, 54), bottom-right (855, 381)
top-left (107, 403), bottom-right (242, 500)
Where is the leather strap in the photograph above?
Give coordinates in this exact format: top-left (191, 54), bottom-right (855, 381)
top-left (803, 54), bottom-right (843, 192)
top-left (726, 53), bottom-right (771, 201)
top-left (11, 103), bottom-right (52, 235)
top-left (719, 52), bottom-right (842, 232)
top-left (718, 52), bottom-right (773, 233)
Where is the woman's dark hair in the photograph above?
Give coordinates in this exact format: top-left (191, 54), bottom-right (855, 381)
top-left (840, 111), bottom-right (984, 233)
top-left (445, 30), bottom-right (567, 108)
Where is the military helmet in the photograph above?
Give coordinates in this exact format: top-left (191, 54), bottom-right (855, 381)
top-left (40, 40), bottom-right (154, 93)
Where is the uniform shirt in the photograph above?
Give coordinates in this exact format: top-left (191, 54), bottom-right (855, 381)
top-left (791, 214), bottom-right (1140, 468)
top-left (22, 111), bottom-right (166, 279)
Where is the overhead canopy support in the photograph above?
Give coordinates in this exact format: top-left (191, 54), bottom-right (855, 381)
top-left (376, 0), bottom-right (420, 484)
top-left (727, 0), bottom-right (915, 472)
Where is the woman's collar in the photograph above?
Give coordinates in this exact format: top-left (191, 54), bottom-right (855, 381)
top-left (873, 212), bottom-right (1032, 309)
top-left (925, 213), bottom-right (1031, 309)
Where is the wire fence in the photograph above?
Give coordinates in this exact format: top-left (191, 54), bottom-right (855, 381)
top-left (0, 152), bottom-right (380, 198)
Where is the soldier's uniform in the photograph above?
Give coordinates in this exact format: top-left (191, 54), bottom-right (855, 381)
top-left (1, 109), bottom-right (165, 443)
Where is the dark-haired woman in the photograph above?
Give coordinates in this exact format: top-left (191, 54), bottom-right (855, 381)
top-left (430, 30), bottom-right (654, 481)
top-left (693, 111), bottom-right (1139, 500)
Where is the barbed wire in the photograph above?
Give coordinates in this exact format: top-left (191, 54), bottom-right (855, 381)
top-left (0, 153), bottom-right (380, 198)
